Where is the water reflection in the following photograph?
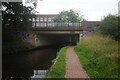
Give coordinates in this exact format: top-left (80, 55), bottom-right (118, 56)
top-left (2, 45), bottom-right (63, 77)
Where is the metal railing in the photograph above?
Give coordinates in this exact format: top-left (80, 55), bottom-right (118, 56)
top-left (32, 22), bottom-right (82, 31)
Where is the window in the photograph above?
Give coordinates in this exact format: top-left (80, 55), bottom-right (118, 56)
top-left (48, 23), bottom-right (51, 26)
top-left (40, 17), bottom-right (43, 21)
top-left (44, 17), bottom-right (47, 22)
top-left (52, 17), bottom-right (54, 21)
top-left (36, 18), bottom-right (39, 22)
top-left (44, 23), bottom-right (47, 27)
top-left (36, 23), bottom-right (39, 27)
top-left (48, 17), bottom-right (51, 22)
top-left (40, 23), bottom-right (43, 27)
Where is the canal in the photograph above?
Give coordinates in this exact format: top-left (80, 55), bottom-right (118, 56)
top-left (2, 44), bottom-right (67, 78)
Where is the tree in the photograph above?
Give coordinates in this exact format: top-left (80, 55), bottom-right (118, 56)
top-left (54, 9), bottom-right (85, 23)
top-left (24, 0), bottom-right (43, 8)
top-left (2, 2), bottom-right (36, 43)
top-left (97, 14), bottom-right (119, 41)
top-left (2, 2), bottom-right (36, 30)
top-left (2, 2), bottom-right (37, 54)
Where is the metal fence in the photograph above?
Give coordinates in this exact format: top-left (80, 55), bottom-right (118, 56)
top-left (33, 22), bottom-right (82, 31)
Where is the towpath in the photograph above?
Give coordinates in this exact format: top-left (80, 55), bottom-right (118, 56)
top-left (65, 46), bottom-right (89, 79)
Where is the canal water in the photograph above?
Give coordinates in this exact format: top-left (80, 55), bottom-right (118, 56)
top-left (2, 44), bottom-right (66, 78)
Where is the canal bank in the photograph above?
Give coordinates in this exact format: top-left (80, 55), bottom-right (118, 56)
top-left (45, 46), bottom-right (88, 79)
top-left (45, 47), bottom-right (67, 78)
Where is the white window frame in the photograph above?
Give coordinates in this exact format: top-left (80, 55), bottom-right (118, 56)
top-left (44, 23), bottom-right (47, 27)
top-left (40, 17), bottom-right (43, 21)
top-left (44, 17), bottom-right (47, 22)
top-left (36, 23), bottom-right (39, 27)
top-left (48, 17), bottom-right (51, 22)
top-left (40, 23), bottom-right (43, 27)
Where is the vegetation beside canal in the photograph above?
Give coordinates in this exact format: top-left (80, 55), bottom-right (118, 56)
top-left (74, 33), bottom-right (119, 78)
top-left (46, 47), bottom-right (67, 78)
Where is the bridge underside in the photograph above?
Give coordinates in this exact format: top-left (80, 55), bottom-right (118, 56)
top-left (32, 26), bottom-right (83, 34)
top-left (32, 27), bottom-right (83, 47)
top-left (32, 34), bottom-right (80, 47)
top-left (33, 31), bottom-right (82, 34)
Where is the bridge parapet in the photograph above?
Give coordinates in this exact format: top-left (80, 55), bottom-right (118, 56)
top-left (32, 22), bottom-right (83, 31)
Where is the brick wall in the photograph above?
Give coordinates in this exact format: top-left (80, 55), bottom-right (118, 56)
top-left (81, 21), bottom-right (101, 31)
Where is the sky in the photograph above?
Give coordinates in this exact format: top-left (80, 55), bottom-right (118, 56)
top-left (35, 0), bottom-right (119, 21)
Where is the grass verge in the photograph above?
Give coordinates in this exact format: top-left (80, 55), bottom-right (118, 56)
top-left (45, 47), bottom-right (67, 78)
top-left (74, 33), bottom-right (119, 78)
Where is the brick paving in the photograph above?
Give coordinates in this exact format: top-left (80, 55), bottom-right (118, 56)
top-left (65, 46), bottom-right (89, 78)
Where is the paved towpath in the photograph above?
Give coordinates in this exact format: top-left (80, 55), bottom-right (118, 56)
top-left (65, 46), bottom-right (89, 78)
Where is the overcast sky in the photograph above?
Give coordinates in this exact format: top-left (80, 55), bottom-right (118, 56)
top-left (35, 0), bottom-right (119, 21)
